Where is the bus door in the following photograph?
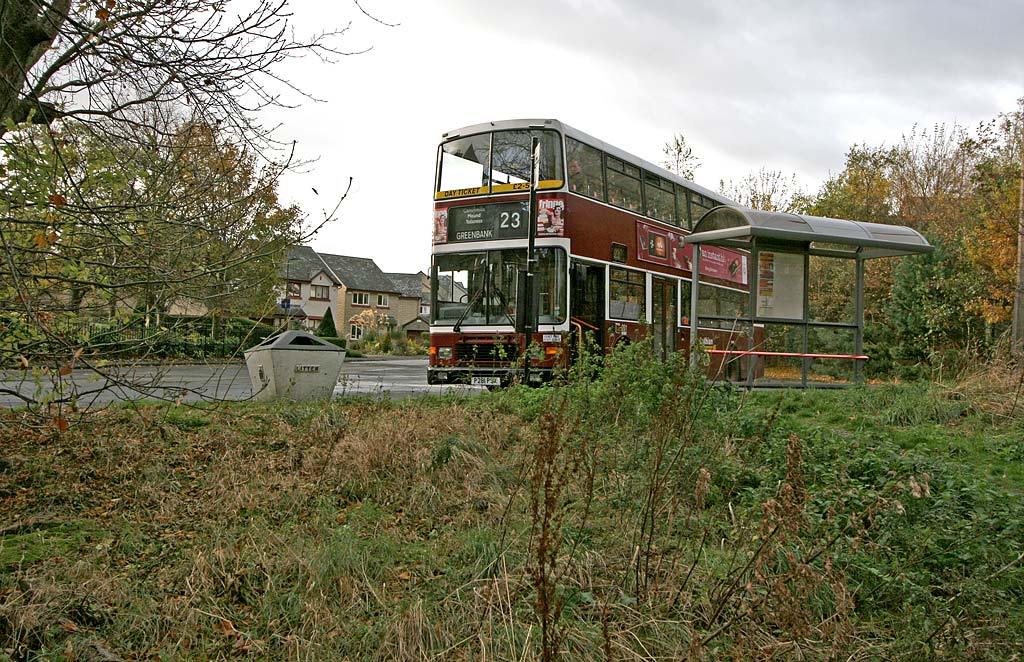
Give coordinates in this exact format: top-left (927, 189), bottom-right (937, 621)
top-left (569, 261), bottom-right (605, 352)
top-left (651, 277), bottom-right (677, 360)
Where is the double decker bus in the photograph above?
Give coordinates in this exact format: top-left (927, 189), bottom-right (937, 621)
top-left (427, 119), bottom-right (753, 387)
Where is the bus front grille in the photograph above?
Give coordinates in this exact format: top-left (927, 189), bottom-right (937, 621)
top-left (455, 342), bottom-right (520, 363)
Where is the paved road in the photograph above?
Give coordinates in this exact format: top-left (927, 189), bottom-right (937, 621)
top-left (0, 357), bottom-right (482, 408)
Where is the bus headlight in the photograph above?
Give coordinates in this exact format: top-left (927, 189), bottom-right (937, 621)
top-left (437, 346), bottom-right (453, 360)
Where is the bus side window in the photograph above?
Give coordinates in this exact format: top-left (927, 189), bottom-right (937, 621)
top-left (567, 138), bottom-right (605, 201)
top-left (689, 191), bottom-right (714, 225)
top-left (606, 157), bottom-right (641, 213)
top-left (644, 172), bottom-right (675, 224)
top-left (676, 185), bottom-right (691, 229)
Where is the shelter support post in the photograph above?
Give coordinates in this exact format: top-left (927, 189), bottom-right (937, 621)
top-left (855, 255), bottom-right (865, 383)
top-left (802, 252), bottom-right (810, 388)
top-left (746, 240), bottom-right (758, 389)
top-left (688, 247), bottom-right (701, 367)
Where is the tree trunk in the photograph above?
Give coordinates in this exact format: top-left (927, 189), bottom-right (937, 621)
top-left (1013, 164), bottom-right (1024, 356)
top-left (0, 0), bottom-right (70, 132)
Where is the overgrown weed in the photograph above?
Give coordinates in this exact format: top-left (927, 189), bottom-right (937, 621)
top-left (1, 348), bottom-right (1022, 659)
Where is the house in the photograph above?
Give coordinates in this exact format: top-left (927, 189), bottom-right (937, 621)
top-left (279, 245), bottom-right (336, 329)
top-left (318, 253), bottom-right (402, 341)
top-left (384, 271), bottom-right (430, 337)
top-left (279, 247), bottom-right (407, 341)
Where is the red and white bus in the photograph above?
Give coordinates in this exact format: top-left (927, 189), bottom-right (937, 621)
top-left (427, 119), bottom-right (754, 387)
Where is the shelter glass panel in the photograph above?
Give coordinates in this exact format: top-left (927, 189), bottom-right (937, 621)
top-left (808, 256), bottom-right (855, 323)
top-left (697, 285), bottom-right (747, 329)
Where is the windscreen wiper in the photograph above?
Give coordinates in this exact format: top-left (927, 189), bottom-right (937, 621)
top-left (453, 264), bottom-right (488, 333)
top-left (491, 277), bottom-right (515, 326)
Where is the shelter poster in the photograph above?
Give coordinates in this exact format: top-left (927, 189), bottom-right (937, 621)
top-left (636, 221), bottom-right (748, 285)
top-left (758, 252), bottom-right (775, 311)
top-left (756, 250), bottom-right (804, 319)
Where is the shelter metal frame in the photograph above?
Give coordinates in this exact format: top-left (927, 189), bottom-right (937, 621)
top-left (685, 207), bottom-right (933, 388)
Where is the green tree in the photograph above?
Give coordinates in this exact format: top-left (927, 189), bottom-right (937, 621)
top-left (317, 307), bottom-right (338, 338)
top-left (804, 145), bottom-right (899, 327)
top-left (885, 238), bottom-right (986, 366)
top-left (961, 105), bottom-right (1022, 329)
top-left (0, 120), bottom-right (302, 362)
top-left (802, 122), bottom-right (1017, 368)
top-left (0, 1), bottom-right (371, 415)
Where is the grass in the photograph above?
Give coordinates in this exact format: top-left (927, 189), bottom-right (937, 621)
top-left (1, 350), bottom-right (1022, 660)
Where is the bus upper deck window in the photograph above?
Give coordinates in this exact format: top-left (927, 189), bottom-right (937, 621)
top-left (439, 135), bottom-right (491, 194)
top-left (567, 138), bottom-right (604, 200)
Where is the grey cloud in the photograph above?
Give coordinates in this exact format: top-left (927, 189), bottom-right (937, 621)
top-left (459, 0), bottom-right (1019, 179)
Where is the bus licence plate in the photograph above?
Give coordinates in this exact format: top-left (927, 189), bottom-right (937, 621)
top-left (471, 376), bottom-right (500, 386)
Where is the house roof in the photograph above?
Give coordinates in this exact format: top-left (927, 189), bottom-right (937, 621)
top-left (281, 246), bottom-right (338, 284)
top-left (318, 252), bottom-right (401, 294)
top-left (403, 317), bottom-right (429, 332)
top-left (385, 272), bottom-right (427, 299)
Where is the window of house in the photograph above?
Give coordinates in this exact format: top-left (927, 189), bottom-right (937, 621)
top-left (420, 302), bottom-right (430, 315)
top-left (377, 294), bottom-right (389, 307)
top-left (350, 324), bottom-right (364, 340)
top-left (609, 267), bottom-right (646, 321)
top-left (286, 281), bottom-right (302, 297)
top-left (352, 292), bottom-right (369, 306)
top-left (311, 284), bottom-right (329, 300)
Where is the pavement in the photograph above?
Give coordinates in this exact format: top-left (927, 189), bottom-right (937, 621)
top-left (0, 356), bottom-right (483, 409)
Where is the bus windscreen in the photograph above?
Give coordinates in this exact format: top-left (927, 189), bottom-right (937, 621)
top-left (432, 248), bottom-right (566, 326)
top-left (437, 129), bottom-right (563, 198)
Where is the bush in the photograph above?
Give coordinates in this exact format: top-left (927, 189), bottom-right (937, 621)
top-left (317, 308), bottom-right (338, 337)
top-left (320, 336), bottom-right (346, 349)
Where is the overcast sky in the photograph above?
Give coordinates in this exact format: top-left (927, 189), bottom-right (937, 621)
top-left (265, 0), bottom-right (1023, 273)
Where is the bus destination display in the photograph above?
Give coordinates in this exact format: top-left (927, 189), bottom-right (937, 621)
top-left (448, 202), bottom-right (530, 243)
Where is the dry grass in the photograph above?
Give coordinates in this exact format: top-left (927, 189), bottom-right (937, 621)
top-left (0, 399), bottom-right (532, 660)
top-left (951, 359), bottom-right (1024, 421)
top-left (1, 375), bottom-right (1022, 660)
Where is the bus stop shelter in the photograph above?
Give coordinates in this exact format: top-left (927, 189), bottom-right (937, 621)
top-left (685, 206), bottom-right (933, 387)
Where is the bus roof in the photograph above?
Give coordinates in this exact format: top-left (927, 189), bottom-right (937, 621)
top-left (440, 118), bottom-right (732, 206)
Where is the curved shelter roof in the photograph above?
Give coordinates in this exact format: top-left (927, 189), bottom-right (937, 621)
top-left (686, 206), bottom-right (932, 259)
